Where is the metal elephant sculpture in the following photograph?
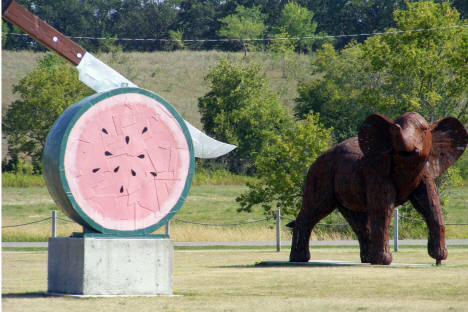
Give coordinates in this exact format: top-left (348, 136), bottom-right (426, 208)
top-left (288, 112), bottom-right (468, 265)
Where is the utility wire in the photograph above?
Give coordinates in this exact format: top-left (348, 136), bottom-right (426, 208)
top-left (2, 214), bottom-right (467, 229)
top-left (2, 217), bottom-right (52, 228)
top-left (5, 24), bottom-right (467, 43)
top-left (172, 217), bottom-right (272, 227)
top-left (280, 215), bottom-right (348, 227)
top-left (57, 217), bottom-right (74, 223)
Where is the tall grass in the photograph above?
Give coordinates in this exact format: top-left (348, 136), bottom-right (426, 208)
top-left (1, 169), bottom-right (254, 187)
top-left (2, 50), bottom-right (311, 129)
top-left (192, 168), bottom-right (257, 185)
top-left (2, 172), bottom-right (45, 187)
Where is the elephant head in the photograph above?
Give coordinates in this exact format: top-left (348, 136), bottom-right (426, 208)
top-left (358, 112), bottom-right (467, 202)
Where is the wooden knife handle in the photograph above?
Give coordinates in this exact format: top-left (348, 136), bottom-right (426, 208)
top-left (2, 0), bottom-right (86, 66)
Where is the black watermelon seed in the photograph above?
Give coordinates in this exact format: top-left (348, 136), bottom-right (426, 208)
top-left (125, 136), bottom-right (130, 144)
top-left (137, 154), bottom-right (145, 159)
top-left (131, 169), bottom-right (136, 176)
top-left (114, 166), bottom-right (120, 173)
top-left (102, 128), bottom-right (108, 134)
top-left (142, 127), bottom-right (148, 134)
top-left (105, 151), bottom-right (112, 156)
top-left (92, 168), bottom-right (100, 173)
top-left (120, 186), bottom-right (124, 193)
top-left (150, 172), bottom-right (157, 177)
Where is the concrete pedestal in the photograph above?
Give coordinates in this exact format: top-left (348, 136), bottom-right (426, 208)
top-left (48, 237), bottom-right (173, 296)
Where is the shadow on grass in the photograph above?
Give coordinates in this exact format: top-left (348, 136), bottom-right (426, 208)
top-left (212, 260), bottom-right (444, 269)
top-left (2, 291), bottom-right (49, 299)
top-left (210, 264), bottom-right (258, 269)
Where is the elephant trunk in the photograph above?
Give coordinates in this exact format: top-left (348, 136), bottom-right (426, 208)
top-left (390, 124), bottom-right (414, 153)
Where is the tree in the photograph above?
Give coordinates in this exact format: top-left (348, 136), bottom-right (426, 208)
top-left (3, 54), bottom-right (93, 171)
top-left (218, 5), bottom-right (266, 55)
top-left (237, 112), bottom-right (332, 216)
top-left (295, 1), bottom-right (468, 142)
top-left (362, 1), bottom-right (468, 123)
top-left (275, 2), bottom-right (319, 52)
top-left (451, 0), bottom-right (468, 19)
top-left (111, 0), bottom-right (178, 51)
top-left (167, 29), bottom-right (185, 50)
top-left (268, 29), bottom-right (296, 78)
top-left (300, 0), bottom-right (405, 49)
top-left (294, 43), bottom-right (377, 142)
top-left (198, 58), bottom-right (291, 173)
top-left (176, 0), bottom-right (222, 50)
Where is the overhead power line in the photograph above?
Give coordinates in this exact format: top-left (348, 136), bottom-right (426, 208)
top-left (5, 24), bottom-right (467, 43)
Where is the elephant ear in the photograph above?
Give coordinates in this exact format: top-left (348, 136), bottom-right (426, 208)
top-left (427, 117), bottom-right (468, 178)
top-left (358, 114), bottom-right (394, 156)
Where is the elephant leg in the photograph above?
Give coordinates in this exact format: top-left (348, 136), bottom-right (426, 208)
top-left (290, 158), bottom-right (336, 262)
top-left (367, 178), bottom-right (396, 265)
top-left (409, 174), bottom-right (447, 263)
top-left (290, 199), bottom-right (335, 262)
top-left (338, 207), bottom-right (370, 263)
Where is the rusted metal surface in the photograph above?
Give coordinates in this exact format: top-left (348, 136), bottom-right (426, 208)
top-left (289, 112), bottom-right (468, 265)
top-left (2, 0), bottom-right (86, 65)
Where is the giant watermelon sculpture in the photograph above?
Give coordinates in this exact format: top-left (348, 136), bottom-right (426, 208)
top-left (43, 88), bottom-right (194, 235)
top-left (4, 0), bottom-right (234, 237)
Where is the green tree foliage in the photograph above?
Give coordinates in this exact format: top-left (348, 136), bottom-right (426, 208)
top-left (362, 1), bottom-right (468, 123)
top-left (4, 0), bottom-right (468, 52)
top-left (451, 0), bottom-right (468, 19)
top-left (167, 29), bottom-right (185, 50)
top-left (269, 29), bottom-right (296, 78)
top-left (237, 112), bottom-right (332, 216)
top-left (296, 1), bottom-right (468, 142)
top-left (3, 54), bottom-right (93, 172)
top-left (198, 58), bottom-right (291, 173)
top-left (218, 5), bottom-right (266, 55)
top-left (111, 0), bottom-right (179, 51)
top-left (294, 43), bottom-right (377, 142)
top-left (275, 2), bottom-right (319, 52)
top-left (298, 0), bottom-right (405, 48)
top-left (176, 0), bottom-right (221, 50)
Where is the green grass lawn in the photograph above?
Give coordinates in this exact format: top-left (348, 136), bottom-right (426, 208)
top-left (2, 247), bottom-right (468, 311)
top-left (1, 185), bottom-right (259, 223)
top-left (1, 185), bottom-right (287, 242)
top-left (2, 185), bottom-right (468, 242)
top-left (442, 187), bottom-right (468, 238)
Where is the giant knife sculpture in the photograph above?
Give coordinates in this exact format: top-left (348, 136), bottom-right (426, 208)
top-left (3, 0), bottom-right (236, 234)
top-left (2, 0), bottom-right (236, 159)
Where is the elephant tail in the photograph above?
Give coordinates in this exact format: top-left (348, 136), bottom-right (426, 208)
top-left (286, 220), bottom-right (296, 228)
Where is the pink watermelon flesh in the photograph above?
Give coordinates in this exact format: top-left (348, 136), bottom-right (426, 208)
top-left (64, 93), bottom-right (190, 231)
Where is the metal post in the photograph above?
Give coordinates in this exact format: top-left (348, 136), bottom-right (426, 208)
top-left (276, 209), bottom-right (281, 252)
top-left (393, 209), bottom-right (398, 252)
top-left (52, 210), bottom-right (57, 238)
top-left (165, 221), bottom-right (170, 237)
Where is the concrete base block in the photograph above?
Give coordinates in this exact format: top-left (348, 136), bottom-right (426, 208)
top-left (48, 237), bottom-right (173, 296)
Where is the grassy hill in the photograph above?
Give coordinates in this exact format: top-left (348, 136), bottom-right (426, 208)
top-left (2, 49), bottom-right (312, 159)
top-left (2, 50), bottom-right (312, 128)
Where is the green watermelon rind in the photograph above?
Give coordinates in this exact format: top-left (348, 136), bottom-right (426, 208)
top-left (43, 87), bottom-right (194, 236)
